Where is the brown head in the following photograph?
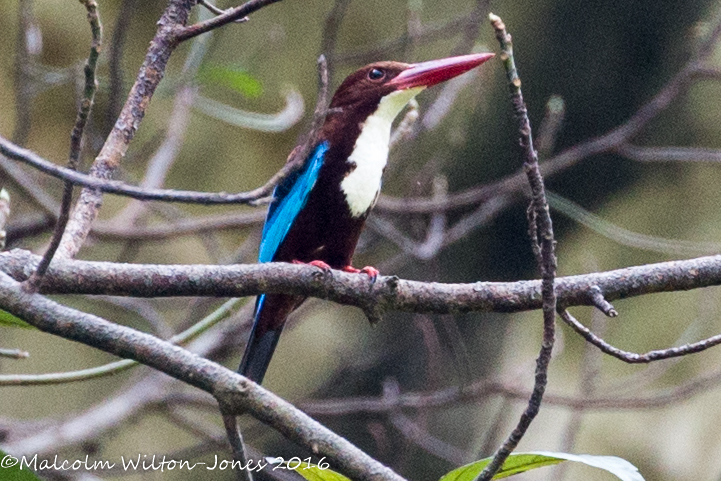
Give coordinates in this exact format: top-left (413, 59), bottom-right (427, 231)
top-left (315, 53), bottom-right (495, 219)
top-left (329, 53), bottom-right (495, 111)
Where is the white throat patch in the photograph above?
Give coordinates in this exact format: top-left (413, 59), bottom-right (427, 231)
top-left (340, 87), bottom-right (424, 217)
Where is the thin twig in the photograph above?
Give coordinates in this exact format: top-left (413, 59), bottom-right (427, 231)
top-left (616, 143), bottom-right (721, 163)
top-left (551, 307), bottom-right (605, 480)
top-left (2, 0), bottom-right (59, 217)
top-left (112, 86), bottom-right (196, 227)
top-left (222, 413), bottom-right (255, 481)
top-left (279, 54), bottom-right (332, 183)
top-left (476, 14), bottom-right (557, 481)
top-left (198, 0), bottom-right (250, 23)
top-left (176, 0), bottom-right (283, 42)
top-left (23, 0), bottom-right (102, 292)
top-left (547, 191), bottom-right (721, 256)
top-left (559, 309), bottom-right (721, 363)
top-left (384, 379), bottom-right (469, 465)
top-left (0, 136), bottom-right (270, 205)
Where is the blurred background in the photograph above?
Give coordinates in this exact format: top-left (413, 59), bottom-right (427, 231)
top-left (2, 0), bottom-right (721, 479)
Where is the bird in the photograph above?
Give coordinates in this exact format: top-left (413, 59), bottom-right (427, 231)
top-left (238, 52), bottom-right (495, 384)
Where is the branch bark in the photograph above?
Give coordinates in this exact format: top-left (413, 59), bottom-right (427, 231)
top-left (1, 249), bottom-right (719, 315)
top-left (0, 270), bottom-right (406, 481)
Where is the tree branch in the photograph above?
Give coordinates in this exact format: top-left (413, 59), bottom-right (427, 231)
top-left (56, 0), bottom-right (197, 259)
top-left (2, 249), bottom-right (720, 316)
top-left (0, 270), bottom-right (406, 481)
top-left (175, 0), bottom-right (283, 42)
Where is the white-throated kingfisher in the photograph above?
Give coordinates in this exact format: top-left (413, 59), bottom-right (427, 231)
top-left (239, 53), bottom-right (495, 383)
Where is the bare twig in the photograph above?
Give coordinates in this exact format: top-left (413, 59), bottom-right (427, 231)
top-left (476, 14), bottom-right (557, 481)
top-left (384, 379), bottom-right (469, 465)
top-left (333, 6), bottom-right (486, 65)
top-left (2, 2), bottom-right (61, 218)
top-left (559, 310), bottom-right (721, 363)
top-left (198, 0), bottom-right (250, 23)
top-left (551, 307), bottom-right (605, 480)
top-left (24, 0), bottom-right (102, 292)
top-left (0, 135), bottom-right (286, 206)
top-left (222, 413), bottom-right (254, 481)
top-left (547, 191), bottom-right (721, 256)
top-left (176, 0), bottom-right (283, 42)
top-left (389, 98), bottom-right (419, 148)
top-left (113, 86), bottom-right (196, 226)
top-left (588, 285), bottom-right (618, 317)
top-left (0, 74), bottom-right (318, 208)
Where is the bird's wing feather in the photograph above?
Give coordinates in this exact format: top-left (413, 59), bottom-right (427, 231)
top-left (258, 141), bottom-right (330, 263)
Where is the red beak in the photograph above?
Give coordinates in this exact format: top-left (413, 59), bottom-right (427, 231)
top-left (389, 53), bottom-right (495, 90)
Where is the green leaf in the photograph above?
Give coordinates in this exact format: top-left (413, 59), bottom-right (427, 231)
top-left (440, 451), bottom-right (645, 481)
top-left (266, 458), bottom-right (351, 481)
top-left (0, 310), bottom-right (34, 329)
top-left (0, 449), bottom-right (43, 481)
top-left (198, 65), bottom-right (263, 98)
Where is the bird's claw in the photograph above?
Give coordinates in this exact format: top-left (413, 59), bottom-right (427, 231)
top-left (293, 259), bottom-right (332, 272)
top-left (343, 265), bottom-right (379, 283)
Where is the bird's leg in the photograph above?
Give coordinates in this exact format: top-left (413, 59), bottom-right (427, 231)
top-left (291, 260), bottom-right (379, 281)
top-left (342, 265), bottom-right (380, 281)
top-left (292, 259), bottom-right (332, 271)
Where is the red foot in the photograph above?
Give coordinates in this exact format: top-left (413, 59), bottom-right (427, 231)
top-left (293, 259), bottom-right (331, 271)
top-left (342, 265), bottom-right (380, 282)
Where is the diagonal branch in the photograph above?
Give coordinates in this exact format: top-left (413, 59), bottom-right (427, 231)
top-left (0, 270), bottom-right (406, 481)
top-left (175, 0), bottom-right (283, 42)
top-left (56, 0), bottom-right (196, 259)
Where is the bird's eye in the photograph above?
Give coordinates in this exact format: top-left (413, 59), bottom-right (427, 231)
top-left (368, 68), bottom-right (385, 81)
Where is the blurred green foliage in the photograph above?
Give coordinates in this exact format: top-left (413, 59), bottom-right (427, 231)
top-left (198, 64), bottom-right (264, 98)
top-left (0, 310), bottom-right (33, 329)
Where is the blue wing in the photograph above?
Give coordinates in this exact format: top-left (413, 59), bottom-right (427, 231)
top-left (258, 141), bottom-right (329, 263)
